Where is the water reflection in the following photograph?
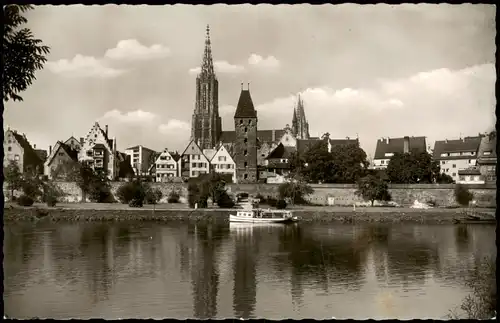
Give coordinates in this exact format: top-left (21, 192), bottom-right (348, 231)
top-left (3, 221), bottom-right (496, 319)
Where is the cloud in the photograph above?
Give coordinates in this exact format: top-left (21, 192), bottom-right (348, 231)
top-left (248, 54), bottom-right (280, 69)
top-left (188, 60), bottom-right (246, 75)
top-left (158, 119), bottom-right (191, 134)
top-left (100, 109), bottom-right (157, 123)
top-left (223, 64), bottom-right (495, 157)
top-left (45, 54), bottom-right (127, 78)
top-left (104, 39), bottom-right (171, 61)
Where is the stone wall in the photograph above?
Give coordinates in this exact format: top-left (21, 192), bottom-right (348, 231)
top-left (3, 181), bottom-right (496, 208)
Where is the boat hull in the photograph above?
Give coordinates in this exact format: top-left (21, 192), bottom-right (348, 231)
top-left (453, 219), bottom-right (496, 225)
top-left (229, 214), bottom-right (298, 223)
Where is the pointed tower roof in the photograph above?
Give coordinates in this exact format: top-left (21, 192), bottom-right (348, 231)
top-left (234, 84), bottom-right (257, 118)
top-left (200, 24), bottom-right (215, 76)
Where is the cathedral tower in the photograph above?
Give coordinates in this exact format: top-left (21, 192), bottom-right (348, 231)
top-left (234, 83), bottom-right (258, 183)
top-left (291, 94), bottom-right (310, 139)
top-left (191, 25), bottom-right (222, 150)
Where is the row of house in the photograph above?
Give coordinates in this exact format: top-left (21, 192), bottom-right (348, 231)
top-left (4, 123), bottom-right (496, 185)
top-left (371, 133), bottom-right (497, 184)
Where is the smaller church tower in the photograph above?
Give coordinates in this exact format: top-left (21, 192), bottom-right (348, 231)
top-left (234, 83), bottom-right (258, 183)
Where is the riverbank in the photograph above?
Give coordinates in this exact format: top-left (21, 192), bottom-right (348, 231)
top-left (3, 202), bottom-right (496, 224)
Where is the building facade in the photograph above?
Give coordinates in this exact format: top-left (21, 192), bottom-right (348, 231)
top-left (153, 149), bottom-right (181, 182)
top-left (4, 128), bottom-right (44, 174)
top-left (210, 144), bottom-right (236, 183)
top-left (432, 136), bottom-right (482, 182)
top-left (78, 122), bottom-right (118, 180)
top-left (233, 86), bottom-right (259, 183)
top-left (476, 132), bottom-right (496, 184)
top-left (180, 140), bottom-right (211, 178)
top-left (124, 145), bottom-right (157, 176)
top-left (372, 136), bottom-right (427, 169)
top-left (44, 141), bottom-right (79, 180)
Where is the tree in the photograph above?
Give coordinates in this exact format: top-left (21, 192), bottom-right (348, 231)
top-left (329, 143), bottom-right (369, 183)
top-left (278, 178), bottom-right (313, 205)
top-left (436, 173), bottom-right (455, 184)
top-left (455, 184), bottom-right (474, 207)
top-left (386, 151), bottom-right (440, 184)
top-left (355, 175), bottom-right (392, 206)
top-left (50, 160), bottom-right (80, 181)
top-left (4, 160), bottom-right (23, 201)
top-left (300, 141), bottom-right (335, 183)
top-left (3, 5), bottom-right (50, 102)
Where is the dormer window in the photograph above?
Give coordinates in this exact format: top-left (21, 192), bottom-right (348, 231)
top-left (240, 120), bottom-right (243, 124)
top-left (244, 127), bottom-right (248, 133)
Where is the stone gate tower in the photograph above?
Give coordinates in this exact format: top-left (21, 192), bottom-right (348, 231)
top-left (234, 83), bottom-right (258, 183)
top-left (190, 25), bottom-right (222, 150)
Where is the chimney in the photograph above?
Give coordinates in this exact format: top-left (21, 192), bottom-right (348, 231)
top-left (49, 145), bottom-right (52, 154)
top-left (272, 130), bottom-right (276, 142)
top-left (80, 137), bottom-right (84, 145)
top-left (403, 136), bottom-right (410, 153)
top-left (385, 137), bottom-right (389, 144)
top-left (445, 139), bottom-right (448, 144)
top-left (105, 125), bottom-right (108, 137)
top-left (33, 144), bottom-right (36, 149)
top-left (346, 136), bottom-right (350, 140)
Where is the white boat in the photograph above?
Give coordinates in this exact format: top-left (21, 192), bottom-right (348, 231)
top-left (229, 208), bottom-right (299, 223)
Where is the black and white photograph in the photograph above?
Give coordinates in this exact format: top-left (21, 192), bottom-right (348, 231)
top-left (2, 3), bottom-right (497, 320)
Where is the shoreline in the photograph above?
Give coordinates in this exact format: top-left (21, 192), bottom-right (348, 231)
top-left (3, 202), bottom-right (496, 224)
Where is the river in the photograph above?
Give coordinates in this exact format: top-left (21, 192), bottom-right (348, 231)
top-left (3, 220), bottom-right (496, 319)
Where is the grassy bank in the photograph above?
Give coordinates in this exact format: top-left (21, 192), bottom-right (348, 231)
top-left (3, 202), bottom-right (496, 224)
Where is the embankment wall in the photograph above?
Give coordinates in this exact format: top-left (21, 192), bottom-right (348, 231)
top-left (3, 182), bottom-right (496, 208)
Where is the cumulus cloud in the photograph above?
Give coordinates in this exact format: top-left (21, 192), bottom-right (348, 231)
top-left (104, 39), bottom-right (171, 61)
top-left (248, 54), bottom-right (280, 69)
top-left (46, 54), bottom-right (127, 78)
top-left (100, 109), bottom-right (157, 123)
top-left (188, 60), bottom-right (246, 75)
top-left (220, 64), bottom-right (494, 156)
top-left (158, 119), bottom-right (191, 134)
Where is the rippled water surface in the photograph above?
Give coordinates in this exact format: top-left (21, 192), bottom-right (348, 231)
top-left (3, 220), bottom-right (496, 319)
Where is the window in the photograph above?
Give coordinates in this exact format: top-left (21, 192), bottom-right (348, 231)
top-left (441, 161), bottom-right (445, 165)
top-left (240, 120), bottom-right (243, 124)
top-left (244, 127), bottom-right (248, 133)
top-left (218, 156), bottom-right (226, 162)
top-left (469, 159), bottom-right (473, 164)
top-left (14, 154), bottom-right (20, 161)
top-left (160, 156), bottom-right (166, 160)
top-left (484, 151), bottom-right (491, 156)
top-left (244, 138), bottom-right (247, 143)
top-left (384, 153), bottom-right (394, 157)
top-left (192, 162), bottom-right (196, 168)
top-left (381, 160), bottom-right (385, 165)
top-left (452, 173), bottom-right (456, 177)
top-left (244, 162), bottom-right (248, 167)
top-left (244, 150), bottom-right (248, 156)
top-left (248, 120), bottom-right (252, 125)
top-left (58, 152), bottom-right (64, 156)
top-left (452, 164), bottom-right (456, 168)
top-left (459, 175), bottom-right (465, 181)
top-left (244, 174), bottom-right (248, 179)
top-left (8, 146), bottom-right (12, 151)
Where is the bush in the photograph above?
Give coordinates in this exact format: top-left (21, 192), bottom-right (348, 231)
top-left (145, 188), bottom-right (163, 204)
top-left (116, 180), bottom-right (146, 204)
top-left (238, 192), bottom-right (249, 199)
top-left (355, 175), bottom-right (391, 206)
top-left (188, 182), bottom-right (201, 208)
top-left (129, 198), bottom-right (143, 208)
top-left (17, 195), bottom-right (34, 207)
top-left (217, 191), bottom-right (235, 208)
top-left (278, 181), bottom-right (313, 204)
top-left (276, 199), bottom-right (287, 209)
top-left (167, 190), bottom-right (180, 203)
top-left (455, 184), bottom-right (474, 207)
top-left (255, 193), bottom-right (264, 202)
top-left (21, 177), bottom-right (42, 200)
top-left (267, 197), bottom-right (278, 207)
top-left (42, 182), bottom-right (65, 207)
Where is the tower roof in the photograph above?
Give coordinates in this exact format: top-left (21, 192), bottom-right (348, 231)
top-left (200, 24), bottom-right (215, 76)
top-left (234, 87), bottom-right (257, 118)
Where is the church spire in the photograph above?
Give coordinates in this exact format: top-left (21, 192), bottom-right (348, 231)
top-left (201, 24), bottom-right (215, 76)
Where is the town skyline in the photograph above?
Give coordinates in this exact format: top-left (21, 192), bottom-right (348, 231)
top-left (3, 4), bottom-right (496, 158)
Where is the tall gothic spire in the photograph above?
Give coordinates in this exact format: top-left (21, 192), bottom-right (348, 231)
top-left (201, 24), bottom-right (215, 76)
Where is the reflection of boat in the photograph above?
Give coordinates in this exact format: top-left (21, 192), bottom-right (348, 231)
top-left (229, 209), bottom-right (299, 223)
top-left (229, 222), bottom-right (292, 230)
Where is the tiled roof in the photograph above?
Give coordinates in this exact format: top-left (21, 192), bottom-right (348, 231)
top-left (93, 143), bottom-right (107, 149)
top-left (11, 131), bottom-right (43, 169)
top-left (266, 162), bottom-right (290, 169)
top-left (234, 90), bottom-right (257, 118)
top-left (458, 168), bottom-right (481, 175)
top-left (296, 138), bottom-right (323, 155)
top-left (374, 136), bottom-right (427, 159)
top-left (477, 132), bottom-right (496, 165)
top-left (433, 136), bottom-right (482, 160)
top-left (60, 142), bottom-right (79, 162)
top-left (330, 138), bottom-right (358, 147)
top-left (203, 148), bottom-right (217, 161)
top-left (266, 143), bottom-right (296, 159)
top-left (35, 149), bottom-right (48, 162)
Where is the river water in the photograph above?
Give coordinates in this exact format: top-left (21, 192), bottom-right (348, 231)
top-left (3, 220), bottom-right (496, 319)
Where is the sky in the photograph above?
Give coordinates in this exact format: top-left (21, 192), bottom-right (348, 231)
top-left (3, 4), bottom-right (496, 159)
